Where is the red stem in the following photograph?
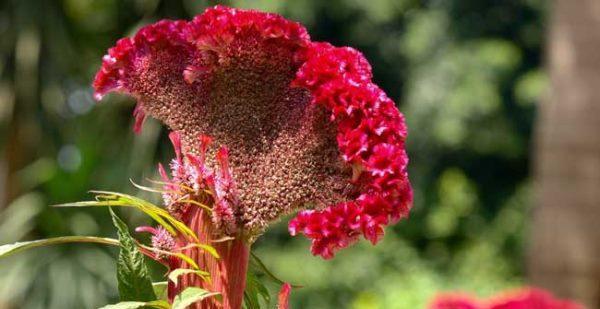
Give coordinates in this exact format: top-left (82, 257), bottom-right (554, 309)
top-left (174, 207), bottom-right (249, 309)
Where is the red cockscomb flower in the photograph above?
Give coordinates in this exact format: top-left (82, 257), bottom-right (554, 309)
top-left (94, 5), bottom-right (411, 309)
top-left (94, 5), bottom-right (412, 260)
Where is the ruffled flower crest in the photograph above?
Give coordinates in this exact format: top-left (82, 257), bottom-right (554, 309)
top-left (94, 5), bottom-right (412, 258)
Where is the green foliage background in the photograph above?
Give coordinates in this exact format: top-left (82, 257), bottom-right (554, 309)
top-left (0, 0), bottom-right (547, 308)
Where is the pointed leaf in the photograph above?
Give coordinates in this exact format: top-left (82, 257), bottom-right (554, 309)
top-left (152, 282), bottom-right (168, 301)
top-left (244, 291), bottom-right (260, 309)
top-left (56, 195), bottom-right (176, 236)
top-left (168, 268), bottom-right (210, 285)
top-left (99, 301), bottom-right (146, 309)
top-left (95, 191), bottom-right (198, 241)
top-left (244, 272), bottom-right (270, 309)
top-left (0, 236), bottom-right (119, 259)
top-left (99, 300), bottom-right (170, 309)
top-left (172, 287), bottom-right (220, 309)
top-left (178, 243), bottom-right (219, 259)
top-left (110, 208), bottom-right (156, 302)
top-left (56, 191), bottom-right (199, 242)
top-left (130, 179), bottom-right (168, 194)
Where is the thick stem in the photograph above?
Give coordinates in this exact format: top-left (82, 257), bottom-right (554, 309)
top-left (177, 207), bottom-right (250, 309)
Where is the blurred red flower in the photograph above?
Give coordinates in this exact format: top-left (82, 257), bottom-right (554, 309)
top-left (430, 288), bottom-right (585, 309)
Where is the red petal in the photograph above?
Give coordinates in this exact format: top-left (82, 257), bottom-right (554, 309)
top-left (277, 283), bottom-right (292, 309)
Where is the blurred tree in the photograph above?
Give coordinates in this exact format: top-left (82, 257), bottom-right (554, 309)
top-left (529, 0), bottom-right (600, 308)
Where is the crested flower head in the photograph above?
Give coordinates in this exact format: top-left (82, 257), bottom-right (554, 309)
top-left (94, 5), bottom-right (412, 258)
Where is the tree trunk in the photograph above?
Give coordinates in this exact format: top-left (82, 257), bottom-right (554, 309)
top-left (529, 1), bottom-right (600, 308)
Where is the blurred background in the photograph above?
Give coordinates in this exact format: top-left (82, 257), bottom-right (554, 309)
top-left (0, 0), bottom-right (598, 308)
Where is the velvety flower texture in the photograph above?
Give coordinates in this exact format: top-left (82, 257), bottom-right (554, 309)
top-left (94, 5), bottom-right (412, 258)
top-left (430, 288), bottom-right (584, 309)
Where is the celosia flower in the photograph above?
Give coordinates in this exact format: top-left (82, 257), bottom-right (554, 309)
top-left (486, 288), bottom-right (584, 309)
top-left (94, 5), bottom-right (411, 259)
top-left (430, 288), bottom-right (584, 309)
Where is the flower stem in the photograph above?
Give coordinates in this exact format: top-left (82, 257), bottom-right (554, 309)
top-left (177, 207), bottom-right (249, 309)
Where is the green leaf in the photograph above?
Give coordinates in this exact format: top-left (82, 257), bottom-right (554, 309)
top-left (244, 272), bottom-right (271, 309)
top-left (168, 268), bottom-right (210, 285)
top-left (152, 282), bottom-right (168, 301)
top-left (0, 236), bottom-right (119, 259)
top-left (56, 191), bottom-right (199, 242)
top-left (172, 287), bottom-right (220, 309)
top-left (98, 300), bottom-right (170, 309)
top-left (244, 291), bottom-right (259, 309)
top-left (99, 301), bottom-right (146, 309)
top-left (56, 200), bottom-right (175, 236)
top-left (110, 208), bottom-right (156, 302)
top-left (179, 243), bottom-right (219, 259)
